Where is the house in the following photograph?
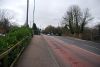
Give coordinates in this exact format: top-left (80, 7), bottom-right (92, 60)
top-left (0, 26), bottom-right (6, 34)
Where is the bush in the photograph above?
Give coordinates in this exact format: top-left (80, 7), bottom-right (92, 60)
top-left (0, 27), bottom-right (32, 54)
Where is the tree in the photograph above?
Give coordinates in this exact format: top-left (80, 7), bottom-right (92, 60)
top-left (0, 9), bottom-right (12, 33)
top-left (42, 25), bottom-right (62, 36)
top-left (0, 9), bottom-right (13, 20)
top-left (95, 24), bottom-right (100, 35)
top-left (32, 23), bottom-right (40, 35)
top-left (63, 5), bottom-right (92, 38)
top-left (0, 18), bottom-right (10, 33)
top-left (63, 5), bottom-right (81, 34)
top-left (98, 24), bottom-right (100, 35)
top-left (43, 25), bottom-right (55, 34)
top-left (80, 8), bottom-right (93, 33)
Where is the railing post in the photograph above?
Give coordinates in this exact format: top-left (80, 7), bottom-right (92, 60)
top-left (0, 36), bottom-right (29, 67)
top-left (3, 55), bottom-right (8, 67)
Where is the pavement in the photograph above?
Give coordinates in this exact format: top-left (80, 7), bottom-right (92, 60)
top-left (15, 35), bottom-right (59, 67)
top-left (15, 35), bottom-right (100, 67)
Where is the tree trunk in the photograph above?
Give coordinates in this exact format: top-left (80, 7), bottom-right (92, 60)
top-left (79, 33), bottom-right (82, 39)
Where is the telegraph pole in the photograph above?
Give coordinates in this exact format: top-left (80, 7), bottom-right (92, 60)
top-left (25, 0), bottom-right (29, 27)
top-left (33, 0), bottom-right (35, 23)
top-left (32, 0), bottom-right (35, 34)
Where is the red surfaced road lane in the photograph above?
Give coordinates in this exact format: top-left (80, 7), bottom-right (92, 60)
top-left (43, 35), bottom-right (100, 67)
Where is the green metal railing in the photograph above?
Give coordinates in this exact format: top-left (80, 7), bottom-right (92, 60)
top-left (0, 36), bottom-right (30, 67)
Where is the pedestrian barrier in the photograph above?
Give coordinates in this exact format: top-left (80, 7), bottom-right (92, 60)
top-left (0, 36), bottom-right (30, 67)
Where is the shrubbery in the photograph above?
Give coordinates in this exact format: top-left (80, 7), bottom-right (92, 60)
top-left (0, 27), bottom-right (32, 54)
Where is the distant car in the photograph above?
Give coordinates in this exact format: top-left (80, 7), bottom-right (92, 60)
top-left (94, 35), bottom-right (100, 40)
top-left (47, 34), bottom-right (50, 36)
top-left (0, 33), bottom-right (5, 36)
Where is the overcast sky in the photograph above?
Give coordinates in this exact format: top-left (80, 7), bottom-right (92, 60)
top-left (0, 0), bottom-right (100, 28)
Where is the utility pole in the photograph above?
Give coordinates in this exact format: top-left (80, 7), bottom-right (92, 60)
top-left (25, 0), bottom-right (29, 27)
top-left (33, 0), bottom-right (35, 23)
top-left (32, 0), bottom-right (35, 34)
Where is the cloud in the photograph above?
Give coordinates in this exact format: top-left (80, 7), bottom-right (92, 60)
top-left (0, 0), bottom-right (100, 28)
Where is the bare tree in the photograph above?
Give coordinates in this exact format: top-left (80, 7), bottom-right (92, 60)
top-left (63, 5), bottom-right (93, 38)
top-left (63, 5), bottom-right (82, 34)
top-left (0, 9), bottom-right (12, 33)
top-left (0, 9), bottom-right (13, 20)
top-left (63, 6), bottom-right (74, 34)
top-left (95, 24), bottom-right (100, 35)
top-left (79, 8), bottom-right (93, 38)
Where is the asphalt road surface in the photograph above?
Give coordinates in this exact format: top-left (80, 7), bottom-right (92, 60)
top-left (15, 35), bottom-right (100, 67)
top-left (54, 36), bottom-right (100, 55)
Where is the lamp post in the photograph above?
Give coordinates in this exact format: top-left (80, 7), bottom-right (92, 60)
top-left (33, 0), bottom-right (35, 23)
top-left (25, 0), bottom-right (29, 27)
top-left (32, 0), bottom-right (35, 35)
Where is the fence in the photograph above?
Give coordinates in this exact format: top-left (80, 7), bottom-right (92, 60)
top-left (0, 36), bottom-right (30, 67)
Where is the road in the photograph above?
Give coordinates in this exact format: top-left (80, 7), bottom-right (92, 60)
top-left (54, 36), bottom-right (100, 55)
top-left (15, 35), bottom-right (100, 67)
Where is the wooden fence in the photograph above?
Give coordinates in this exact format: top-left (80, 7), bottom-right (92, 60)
top-left (0, 36), bottom-right (30, 67)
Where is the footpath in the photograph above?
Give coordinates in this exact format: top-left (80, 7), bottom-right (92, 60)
top-left (15, 35), bottom-right (59, 67)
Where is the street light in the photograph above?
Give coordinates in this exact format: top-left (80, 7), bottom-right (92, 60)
top-left (25, 0), bottom-right (29, 27)
top-left (33, 0), bottom-right (35, 23)
top-left (32, 0), bottom-right (35, 35)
